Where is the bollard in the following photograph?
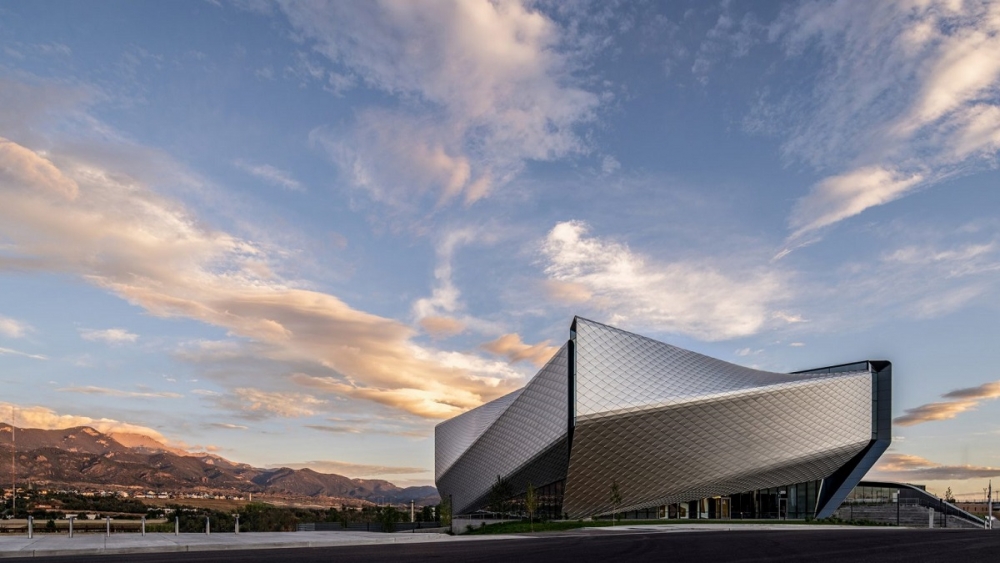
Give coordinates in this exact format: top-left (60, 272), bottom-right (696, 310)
top-left (175, 516), bottom-right (179, 536)
top-left (205, 516), bottom-right (210, 535)
top-left (141, 516), bottom-right (146, 536)
top-left (27, 516), bottom-right (33, 539)
top-left (68, 517), bottom-right (74, 538)
top-left (929, 508), bottom-right (935, 529)
top-left (106, 516), bottom-right (111, 537)
top-left (235, 514), bottom-right (239, 534)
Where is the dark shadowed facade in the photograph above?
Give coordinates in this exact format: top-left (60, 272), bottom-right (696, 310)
top-left (435, 317), bottom-right (891, 520)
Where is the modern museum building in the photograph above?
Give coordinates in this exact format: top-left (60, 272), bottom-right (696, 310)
top-left (435, 317), bottom-right (891, 520)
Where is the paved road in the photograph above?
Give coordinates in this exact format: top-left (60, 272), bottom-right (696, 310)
top-left (4, 528), bottom-right (998, 562)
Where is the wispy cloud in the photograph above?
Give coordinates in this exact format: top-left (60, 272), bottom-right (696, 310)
top-left (481, 333), bottom-right (558, 367)
top-left (894, 381), bottom-right (1000, 426)
top-left (289, 1), bottom-right (603, 210)
top-left (540, 220), bottom-right (792, 340)
top-left (419, 316), bottom-right (465, 338)
top-left (869, 453), bottom-right (1000, 482)
top-left (771, 0), bottom-right (1000, 240)
top-left (0, 346), bottom-right (47, 360)
top-left (233, 159), bottom-right (303, 192)
top-left (412, 228), bottom-right (479, 334)
top-left (208, 422), bottom-right (248, 430)
top-left (0, 315), bottom-right (31, 338)
top-left (225, 388), bottom-right (326, 418)
top-left (0, 129), bottom-right (525, 419)
top-left (56, 386), bottom-right (182, 399)
top-left (79, 328), bottom-right (139, 344)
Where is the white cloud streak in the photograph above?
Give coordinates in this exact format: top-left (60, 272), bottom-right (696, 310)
top-left (79, 328), bottom-right (139, 344)
top-left (56, 385), bottom-right (182, 399)
top-left (233, 159), bottom-right (303, 192)
top-left (774, 0), bottom-right (1000, 239)
top-left (540, 221), bottom-right (791, 340)
top-left (0, 346), bottom-right (47, 360)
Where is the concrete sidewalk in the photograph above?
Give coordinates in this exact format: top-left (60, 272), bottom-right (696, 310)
top-left (0, 531), bottom-right (522, 558)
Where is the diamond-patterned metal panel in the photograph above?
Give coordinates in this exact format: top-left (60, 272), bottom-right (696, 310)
top-left (434, 317), bottom-right (888, 520)
top-left (563, 373), bottom-right (873, 517)
top-left (573, 317), bottom-right (851, 418)
top-left (435, 345), bottom-right (569, 515)
top-left (434, 388), bottom-right (522, 481)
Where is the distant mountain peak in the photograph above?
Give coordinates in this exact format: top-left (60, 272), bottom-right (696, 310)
top-left (0, 423), bottom-right (438, 505)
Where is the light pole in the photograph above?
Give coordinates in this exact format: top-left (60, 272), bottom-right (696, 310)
top-left (10, 406), bottom-right (15, 520)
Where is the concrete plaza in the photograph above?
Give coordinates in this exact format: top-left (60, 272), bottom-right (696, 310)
top-left (0, 523), bottom-right (896, 558)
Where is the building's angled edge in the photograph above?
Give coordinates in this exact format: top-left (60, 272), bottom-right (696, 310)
top-left (435, 345), bottom-right (569, 515)
top-left (809, 361), bottom-right (892, 518)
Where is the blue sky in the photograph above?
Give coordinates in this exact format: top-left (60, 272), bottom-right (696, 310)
top-left (1, 0), bottom-right (999, 496)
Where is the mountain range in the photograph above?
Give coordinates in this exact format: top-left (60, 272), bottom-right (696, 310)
top-left (0, 424), bottom-right (438, 505)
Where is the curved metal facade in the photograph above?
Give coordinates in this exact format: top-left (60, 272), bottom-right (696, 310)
top-left (435, 317), bottom-right (891, 519)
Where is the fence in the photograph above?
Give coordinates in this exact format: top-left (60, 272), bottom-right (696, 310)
top-left (296, 521), bottom-right (442, 533)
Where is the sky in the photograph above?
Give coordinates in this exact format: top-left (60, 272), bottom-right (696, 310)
top-left (0, 0), bottom-right (999, 497)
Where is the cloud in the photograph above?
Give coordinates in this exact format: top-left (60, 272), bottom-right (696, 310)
top-left (773, 0), bottom-right (1000, 238)
top-left (0, 136), bottom-right (79, 199)
top-left (869, 453), bottom-right (1000, 482)
top-left (540, 221), bottom-right (790, 340)
top-left (789, 166), bottom-right (924, 239)
top-left (542, 279), bottom-right (593, 304)
top-left (419, 316), bottom-right (465, 338)
top-left (0, 401), bottom-right (175, 446)
top-left (894, 380), bottom-right (1000, 426)
top-left (279, 460), bottom-right (429, 478)
top-left (233, 159), bottom-right (303, 192)
top-left (0, 134), bottom-right (524, 419)
top-left (286, 0), bottom-right (602, 209)
top-left (0, 315), bottom-right (30, 338)
top-left (481, 333), bottom-right (558, 367)
top-left (884, 242), bottom-right (1000, 278)
top-left (0, 346), bottom-right (47, 360)
top-left (226, 388), bottom-right (326, 418)
top-left (79, 328), bottom-right (139, 344)
top-left (208, 422), bottom-right (248, 430)
top-left (56, 385), bottom-right (183, 399)
top-left (411, 227), bottom-right (491, 339)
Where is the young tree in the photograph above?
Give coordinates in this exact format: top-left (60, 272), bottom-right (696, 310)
top-left (439, 496), bottom-right (452, 528)
top-left (610, 481), bottom-right (623, 526)
top-left (945, 487), bottom-right (955, 503)
top-left (489, 475), bottom-right (514, 523)
top-left (525, 483), bottom-right (537, 532)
